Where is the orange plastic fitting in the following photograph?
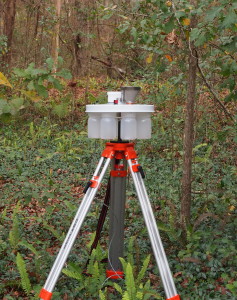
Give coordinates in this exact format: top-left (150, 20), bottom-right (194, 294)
top-left (110, 170), bottom-right (127, 177)
top-left (90, 180), bottom-right (98, 188)
top-left (106, 270), bottom-right (124, 279)
top-left (167, 295), bottom-right (181, 300)
top-left (102, 143), bottom-right (137, 160)
top-left (39, 289), bottom-right (53, 300)
top-left (132, 164), bottom-right (140, 172)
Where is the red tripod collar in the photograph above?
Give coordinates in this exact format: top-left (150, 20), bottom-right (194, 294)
top-left (102, 142), bottom-right (137, 160)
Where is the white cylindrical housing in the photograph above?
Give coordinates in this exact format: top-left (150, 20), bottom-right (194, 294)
top-left (86, 103), bottom-right (154, 140)
top-left (88, 113), bottom-right (100, 138)
top-left (137, 113), bottom-right (152, 139)
top-left (100, 113), bottom-right (117, 139)
top-left (121, 112), bottom-right (137, 140)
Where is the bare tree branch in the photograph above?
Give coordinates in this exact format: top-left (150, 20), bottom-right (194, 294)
top-left (91, 55), bottom-right (126, 79)
top-left (209, 42), bottom-right (237, 62)
top-left (197, 63), bottom-right (234, 121)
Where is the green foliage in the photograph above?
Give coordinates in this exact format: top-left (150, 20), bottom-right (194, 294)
top-left (16, 252), bottom-right (32, 296)
top-left (9, 205), bottom-right (21, 250)
top-left (42, 220), bottom-right (64, 242)
top-left (0, 35), bottom-right (8, 56)
top-left (0, 97), bottom-right (24, 117)
top-left (116, 256), bottom-right (161, 300)
top-left (99, 288), bottom-right (107, 300)
top-left (0, 58), bottom-right (72, 122)
top-left (62, 244), bottom-right (109, 298)
top-left (116, 0), bottom-right (237, 103)
top-left (125, 262), bottom-right (136, 299)
top-left (0, 74), bottom-right (236, 298)
top-left (62, 263), bottom-right (83, 281)
top-left (9, 216), bottom-right (20, 250)
top-left (136, 255), bottom-right (150, 285)
top-left (13, 58), bottom-right (71, 98)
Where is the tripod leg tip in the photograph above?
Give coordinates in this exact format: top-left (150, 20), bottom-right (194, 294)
top-left (39, 288), bottom-right (53, 300)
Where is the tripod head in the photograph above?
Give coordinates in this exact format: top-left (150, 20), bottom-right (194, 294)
top-left (86, 86), bottom-right (154, 140)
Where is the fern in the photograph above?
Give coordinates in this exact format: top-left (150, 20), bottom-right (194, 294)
top-left (16, 252), bottom-right (32, 296)
top-left (99, 289), bottom-right (106, 300)
top-left (87, 248), bottom-right (96, 274)
top-left (119, 257), bottom-right (127, 273)
top-left (128, 236), bottom-right (135, 267)
top-left (136, 290), bottom-right (143, 300)
top-left (143, 280), bottom-right (161, 300)
top-left (19, 240), bottom-right (41, 273)
top-left (95, 243), bottom-right (106, 262)
top-left (42, 220), bottom-right (64, 241)
top-left (12, 201), bottom-right (21, 218)
top-left (62, 263), bottom-right (82, 281)
top-left (9, 202), bottom-right (22, 249)
top-left (157, 221), bottom-right (172, 233)
top-left (64, 200), bottom-right (77, 212)
top-left (144, 279), bottom-right (150, 289)
top-left (117, 256), bottom-right (161, 300)
top-left (125, 263), bottom-right (136, 300)
top-left (62, 268), bottom-right (82, 281)
top-left (122, 291), bottom-right (131, 300)
top-left (91, 261), bottom-right (100, 281)
top-left (9, 215), bottom-right (20, 249)
top-left (114, 282), bottom-right (123, 295)
top-left (157, 221), bottom-right (180, 242)
top-left (136, 255), bottom-right (150, 284)
top-left (87, 231), bottom-right (96, 249)
top-left (31, 285), bottom-right (42, 300)
top-left (19, 240), bottom-right (39, 257)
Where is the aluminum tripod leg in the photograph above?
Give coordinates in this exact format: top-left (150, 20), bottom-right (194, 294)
top-left (127, 158), bottom-right (180, 300)
top-left (39, 156), bottom-right (111, 300)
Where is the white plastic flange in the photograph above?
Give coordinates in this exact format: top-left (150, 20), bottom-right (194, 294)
top-left (86, 104), bottom-right (154, 113)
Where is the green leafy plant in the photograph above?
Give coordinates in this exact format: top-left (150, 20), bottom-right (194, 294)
top-left (9, 205), bottom-right (21, 251)
top-left (0, 58), bottom-right (72, 122)
top-left (14, 58), bottom-right (71, 98)
top-left (16, 252), bottom-right (32, 296)
top-left (62, 244), bottom-right (109, 298)
top-left (114, 256), bottom-right (161, 300)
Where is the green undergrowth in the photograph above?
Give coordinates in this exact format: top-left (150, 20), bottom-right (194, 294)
top-left (0, 91), bottom-right (236, 299)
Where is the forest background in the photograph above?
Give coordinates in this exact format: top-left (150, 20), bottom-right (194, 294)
top-left (0, 0), bottom-right (236, 299)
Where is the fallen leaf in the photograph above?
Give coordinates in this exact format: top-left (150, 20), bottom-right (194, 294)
top-left (165, 54), bottom-right (173, 62)
top-left (182, 18), bottom-right (191, 26)
top-left (0, 72), bottom-right (12, 88)
top-left (165, 30), bottom-right (177, 44)
top-left (146, 53), bottom-right (153, 64)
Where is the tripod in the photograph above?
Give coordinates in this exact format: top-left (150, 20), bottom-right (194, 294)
top-left (39, 142), bottom-right (180, 300)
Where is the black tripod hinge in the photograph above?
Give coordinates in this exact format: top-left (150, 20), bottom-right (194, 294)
top-left (138, 165), bottom-right (145, 179)
top-left (83, 181), bottom-right (92, 194)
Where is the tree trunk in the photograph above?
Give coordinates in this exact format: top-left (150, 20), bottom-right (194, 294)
top-left (34, 4), bottom-right (41, 65)
top-left (2, 0), bottom-right (16, 68)
top-left (71, 0), bottom-right (82, 75)
top-left (0, 2), bottom-right (4, 35)
top-left (52, 0), bottom-right (62, 72)
top-left (180, 16), bottom-right (198, 229)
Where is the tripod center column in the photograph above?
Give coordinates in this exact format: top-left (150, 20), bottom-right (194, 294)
top-left (107, 149), bottom-right (127, 279)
